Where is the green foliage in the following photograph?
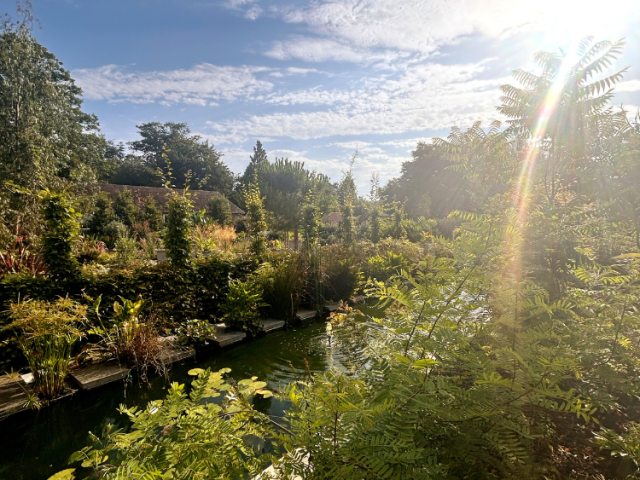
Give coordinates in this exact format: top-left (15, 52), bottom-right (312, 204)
top-left (301, 190), bottom-right (320, 248)
top-left (244, 182), bottom-right (267, 257)
top-left (258, 157), bottom-right (332, 237)
top-left (341, 204), bottom-right (355, 246)
top-left (0, 237), bottom-right (45, 277)
top-left (322, 246), bottom-right (363, 301)
top-left (164, 193), bottom-right (193, 268)
top-left (87, 193), bottom-right (114, 237)
top-left (129, 122), bottom-right (233, 194)
top-left (241, 139), bottom-right (269, 188)
top-left (143, 195), bottom-right (163, 231)
top-left (0, 6), bottom-right (104, 238)
top-left (93, 297), bottom-right (164, 378)
top-left (387, 204), bottom-right (406, 239)
top-left (255, 252), bottom-right (306, 323)
top-left (207, 195), bottom-right (233, 226)
top-left (220, 279), bottom-right (265, 333)
top-left (175, 318), bottom-right (216, 347)
top-left (67, 369), bottom-right (274, 479)
top-left (403, 216), bottom-right (437, 243)
top-left (370, 207), bottom-right (381, 244)
top-left (6, 298), bottom-right (87, 399)
top-left (112, 188), bottom-right (140, 228)
top-left (41, 191), bottom-right (81, 280)
top-left (114, 235), bottom-right (139, 268)
top-left (363, 251), bottom-right (408, 282)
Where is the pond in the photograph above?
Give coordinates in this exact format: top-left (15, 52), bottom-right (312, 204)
top-left (0, 319), bottom-right (339, 480)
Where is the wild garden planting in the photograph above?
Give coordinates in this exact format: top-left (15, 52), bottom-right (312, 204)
top-left (3, 4), bottom-right (640, 480)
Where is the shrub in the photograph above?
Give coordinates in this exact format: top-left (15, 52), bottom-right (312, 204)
top-left (244, 183), bottom-right (267, 257)
top-left (6, 298), bottom-right (87, 399)
top-left (94, 298), bottom-right (165, 381)
top-left (139, 232), bottom-right (163, 261)
top-left (87, 193), bottom-right (114, 237)
top-left (164, 193), bottom-right (193, 268)
top-left (40, 191), bottom-right (81, 280)
top-left (113, 188), bottom-right (141, 227)
top-left (0, 236), bottom-right (45, 277)
top-left (63, 369), bottom-right (273, 479)
top-left (341, 204), bottom-right (355, 246)
top-left (322, 246), bottom-right (363, 301)
top-left (256, 252), bottom-right (306, 323)
top-left (220, 279), bottom-right (265, 334)
top-left (175, 319), bottom-right (217, 347)
top-left (363, 252), bottom-right (408, 282)
top-left (402, 216), bottom-right (437, 243)
top-left (131, 221), bottom-right (153, 240)
top-left (114, 235), bottom-right (140, 268)
top-left (192, 224), bottom-right (237, 257)
top-left (74, 237), bottom-right (107, 264)
top-left (207, 195), bottom-right (233, 226)
top-left (370, 208), bottom-right (380, 244)
top-left (143, 195), bottom-right (163, 231)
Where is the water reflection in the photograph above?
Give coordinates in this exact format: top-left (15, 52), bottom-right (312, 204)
top-left (0, 319), bottom-right (335, 480)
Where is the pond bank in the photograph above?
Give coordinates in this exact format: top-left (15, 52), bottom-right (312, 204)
top-left (0, 316), bottom-right (340, 480)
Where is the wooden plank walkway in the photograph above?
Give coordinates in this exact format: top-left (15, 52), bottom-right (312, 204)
top-left (324, 303), bottom-right (341, 313)
top-left (296, 309), bottom-right (317, 322)
top-left (212, 330), bottom-right (247, 348)
top-left (69, 361), bottom-right (129, 390)
top-left (259, 319), bottom-right (285, 333)
top-left (0, 374), bottom-right (32, 419)
top-left (158, 336), bottom-right (195, 364)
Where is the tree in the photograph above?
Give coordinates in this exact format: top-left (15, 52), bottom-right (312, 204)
top-left (432, 121), bottom-right (517, 212)
top-left (244, 182), bottom-right (267, 257)
top-left (164, 193), bottom-right (193, 268)
top-left (0, 5), bottom-right (107, 236)
top-left (301, 190), bottom-right (320, 248)
top-left (129, 122), bottom-right (233, 195)
top-left (369, 173), bottom-right (381, 243)
top-left (40, 191), bottom-right (80, 280)
top-left (113, 188), bottom-right (140, 228)
top-left (207, 196), bottom-right (233, 226)
top-left (87, 193), bottom-right (114, 237)
top-left (144, 195), bottom-right (163, 231)
top-left (384, 143), bottom-right (472, 219)
top-left (258, 158), bottom-right (328, 249)
top-left (498, 37), bottom-right (627, 204)
top-left (338, 159), bottom-right (357, 246)
top-left (107, 154), bottom-right (160, 187)
top-left (370, 208), bottom-right (380, 244)
top-left (242, 140), bottom-right (268, 186)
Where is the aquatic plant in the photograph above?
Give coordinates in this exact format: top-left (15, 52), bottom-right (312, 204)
top-left (6, 298), bottom-right (86, 399)
top-left (220, 279), bottom-right (265, 334)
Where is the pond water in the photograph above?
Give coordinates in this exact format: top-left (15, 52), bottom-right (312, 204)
top-left (0, 319), bottom-right (338, 480)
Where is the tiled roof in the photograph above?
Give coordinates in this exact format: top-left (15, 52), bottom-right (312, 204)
top-left (98, 184), bottom-right (244, 215)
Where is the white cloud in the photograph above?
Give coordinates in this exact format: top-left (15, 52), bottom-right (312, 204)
top-left (266, 36), bottom-right (366, 63)
top-left (74, 64), bottom-right (274, 105)
top-left (618, 80), bottom-right (640, 92)
top-left (208, 60), bottom-right (507, 142)
top-left (276, 0), bottom-right (639, 56)
top-left (380, 137), bottom-right (434, 149)
top-left (223, 0), bottom-right (263, 19)
top-left (245, 5), bottom-right (263, 20)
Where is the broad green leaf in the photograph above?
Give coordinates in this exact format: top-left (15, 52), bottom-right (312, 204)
top-left (47, 469), bottom-right (76, 480)
top-left (413, 359), bottom-right (438, 369)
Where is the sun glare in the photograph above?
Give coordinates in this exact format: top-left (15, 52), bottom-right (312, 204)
top-left (541, 0), bottom-right (639, 38)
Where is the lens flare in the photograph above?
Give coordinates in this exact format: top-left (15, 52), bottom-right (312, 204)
top-left (505, 41), bottom-right (582, 281)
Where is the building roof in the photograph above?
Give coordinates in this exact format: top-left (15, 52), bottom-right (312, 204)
top-left (98, 184), bottom-right (244, 215)
top-left (321, 211), bottom-right (343, 225)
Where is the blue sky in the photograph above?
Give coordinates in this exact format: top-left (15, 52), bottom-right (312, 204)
top-left (24, 0), bottom-right (640, 191)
